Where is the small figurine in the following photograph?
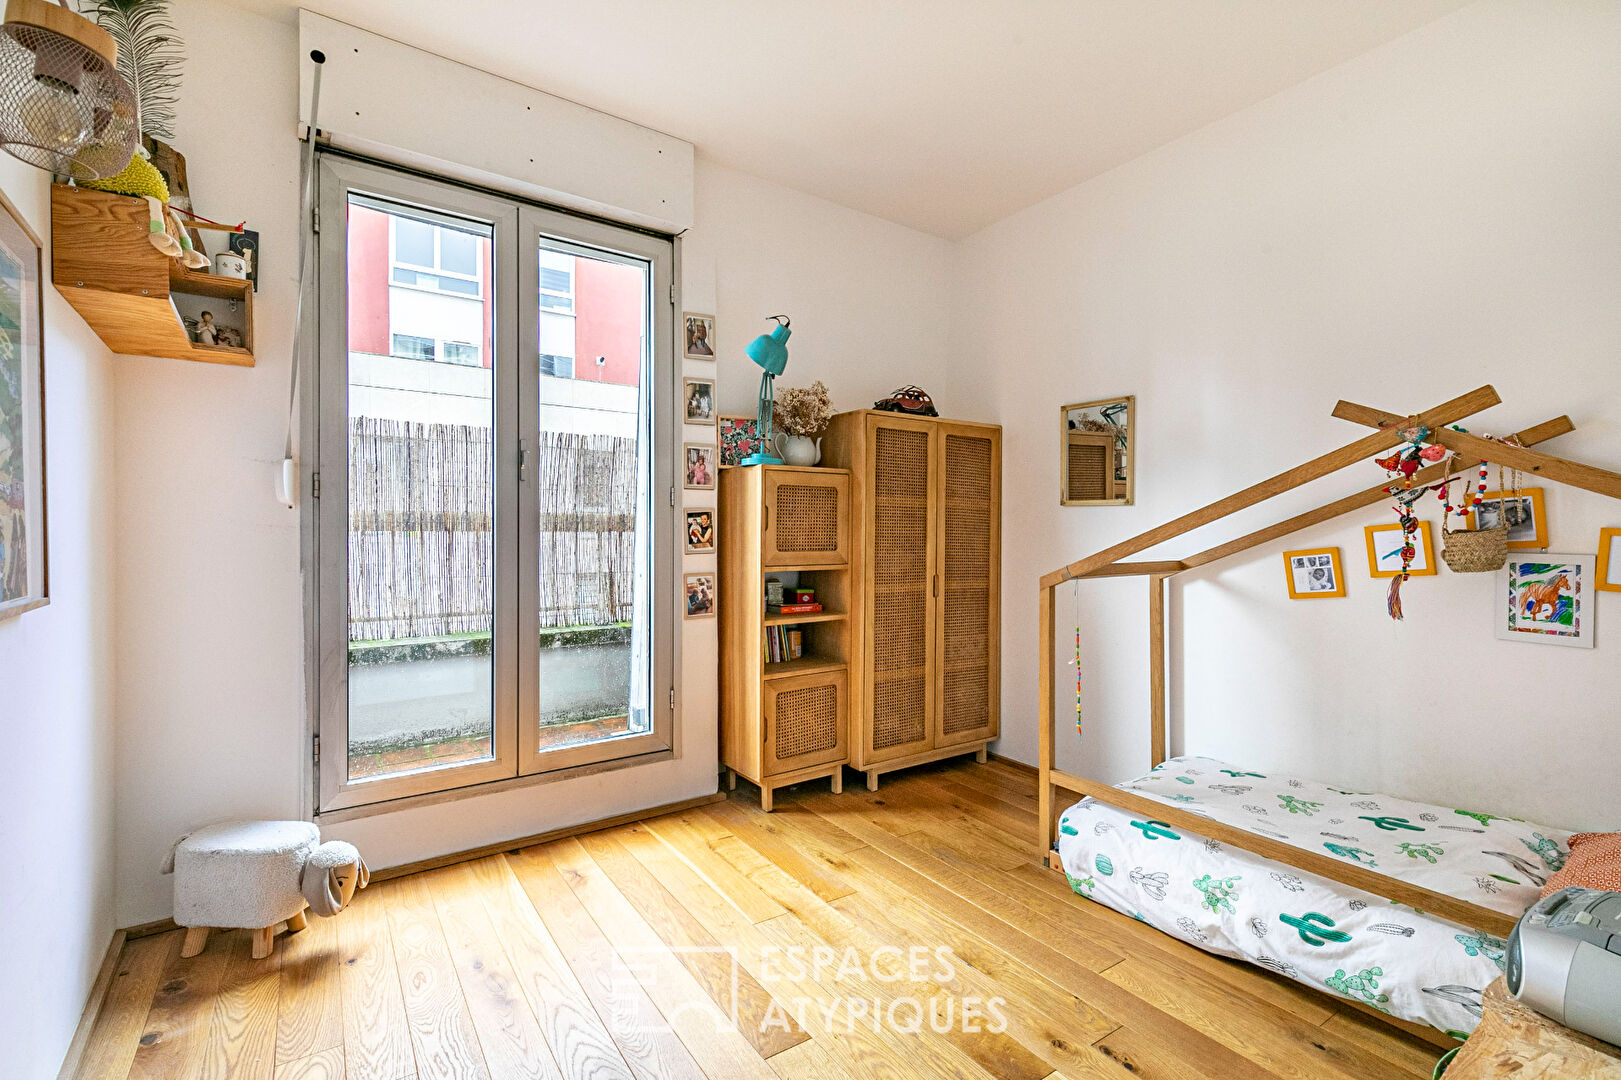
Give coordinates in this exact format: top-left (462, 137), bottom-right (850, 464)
top-left (197, 311), bottom-right (218, 345)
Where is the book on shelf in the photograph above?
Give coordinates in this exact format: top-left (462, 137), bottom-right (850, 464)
top-left (763, 624), bottom-right (805, 664)
top-left (768, 602), bottom-right (823, 614)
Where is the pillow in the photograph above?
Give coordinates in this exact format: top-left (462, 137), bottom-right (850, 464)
top-left (1541, 832), bottom-right (1621, 896)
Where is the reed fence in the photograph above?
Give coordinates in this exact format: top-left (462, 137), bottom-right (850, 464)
top-left (347, 418), bottom-right (638, 642)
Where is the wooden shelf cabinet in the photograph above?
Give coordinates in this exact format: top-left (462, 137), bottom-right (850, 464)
top-left (50, 184), bottom-right (254, 366)
top-left (822, 410), bottom-right (1002, 790)
top-left (719, 465), bottom-right (852, 810)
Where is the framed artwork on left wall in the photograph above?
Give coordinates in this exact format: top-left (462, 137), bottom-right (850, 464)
top-left (0, 187), bottom-right (46, 621)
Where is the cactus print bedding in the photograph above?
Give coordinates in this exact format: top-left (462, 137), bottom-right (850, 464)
top-left (1054, 755), bottom-right (1572, 1035)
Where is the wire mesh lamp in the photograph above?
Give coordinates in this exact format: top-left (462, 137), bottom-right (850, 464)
top-left (740, 315), bottom-right (790, 466)
top-left (0, 0), bottom-right (137, 179)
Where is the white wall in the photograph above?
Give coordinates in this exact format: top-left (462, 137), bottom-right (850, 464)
top-left (0, 161), bottom-right (119, 1078)
top-left (956, 0), bottom-right (1621, 831)
top-left (110, 0), bottom-right (956, 925)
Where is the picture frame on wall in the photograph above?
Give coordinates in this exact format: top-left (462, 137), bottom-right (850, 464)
top-left (683, 443), bottom-right (717, 489)
top-left (683, 312), bottom-right (715, 360)
top-left (685, 508), bottom-right (716, 554)
top-left (719, 414), bottom-right (764, 466)
top-left (0, 187), bottom-right (47, 621)
top-left (1059, 394), bottom-right (1133, 506)
top-left (1282, 547), bottom-right (1345, 599)
top-left (1598, 528), bottom-right (1621, 593)
top-left (1465, 487), bottom-right (1547, 550)
top-left (683, 377), bottom-right (716, 425)
top-left (1496, 554), bottom-right (1595, 648)
top-left (683, 572), bottom-right (716, 618)
top-left (1364, 521), bottom-right (1436, 578)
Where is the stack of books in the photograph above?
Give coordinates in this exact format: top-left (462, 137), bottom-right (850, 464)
top-left (765, 625), bottom-right (804, 663)
top-left (767, 600), bottom-right (823, 615)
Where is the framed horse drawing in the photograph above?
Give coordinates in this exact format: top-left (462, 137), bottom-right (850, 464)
top-left (1496, 553), bottom-right (1595, 648)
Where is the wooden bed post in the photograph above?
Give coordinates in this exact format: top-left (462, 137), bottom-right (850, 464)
top-left (1149, 573), bottom-right (1167, 768)
top-left (1037, 582), bottom-right (1054, 865)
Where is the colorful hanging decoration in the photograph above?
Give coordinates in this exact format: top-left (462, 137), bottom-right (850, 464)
top-left (1376, 421), bottom-right (1441, 620)
top-left (1072, 582), bottom-right (1084, 737)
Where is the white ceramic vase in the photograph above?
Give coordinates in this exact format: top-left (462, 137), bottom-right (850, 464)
top-left (775, 434), bottom-right (822, 466)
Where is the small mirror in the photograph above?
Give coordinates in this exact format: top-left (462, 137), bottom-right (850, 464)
top-left (1060, 395), bottom-right (1133, 505)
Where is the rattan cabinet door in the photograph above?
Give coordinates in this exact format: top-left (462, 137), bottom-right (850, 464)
top-left (763, 670), bottom-right (848, 775)
top-left (936, 425), bottom-right (1000, 746)
top-left (863, 417), bottom-right (936, 761)
top-left (762, 469), bottom-right (849, 568)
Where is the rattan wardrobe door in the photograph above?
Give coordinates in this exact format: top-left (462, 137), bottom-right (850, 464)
top-left (763, 670), bottom-right (848, 774)
top-left (936, 425), bottom-right (1000, 746)
top-left (863, 417), bottom-right (935, 761)
top-left (762, 469), bottom-right (849, 568)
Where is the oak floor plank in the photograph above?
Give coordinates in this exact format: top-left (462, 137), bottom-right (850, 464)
top-left (75, 931), bottom-right (177, 1080)
top-left (547, 836), bottom-right (781, 1080)
top-left (576, 830), bottom-right (810, 1059)
top-left (202, 923), bottom-right (284, 1079)
top-left (276, 906), bottom-right (344, 1064)
top-left (612, 821), bottom-right (978, 1080)
top-left (424, 864), bottom-right (564, 1080)
top-left (1318, 1009), bottom-right (1451, 1077)
top-left (1101, 952), bottom-right (1418, 1080)
top-left (917, 758), bottom-right (1038, 811)
top-left (766, 1037), bottom-right (858, 1080)
top-left (505, 845), bottom-right (707, 1080)
top-left (701, 798), bottom-right (860, 903)
top-left (276, 1046), bottom-right (346, 1080)
top-left (803, 798), bottom-right (1282, 1080)
top-left (641, 812), bottom-right (790, 923)
top-left (462, 856), bottom-right (636, 1080)
top-left (383, 875), bottom-right (490, 1080)
top-left (127, 926), bottom-right (230, 1080)
top-left (335, 881), bottom-right (416, 1080)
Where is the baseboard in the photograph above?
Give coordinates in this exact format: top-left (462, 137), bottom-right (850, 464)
top-left (54, 929), bottom-right (126, 1080)
top-left (369, 790), bottom-right (728, 882)
top-left (121, 918), bottom-right (177, 941)
top-left (989, 751), bottom-right (1037, 777)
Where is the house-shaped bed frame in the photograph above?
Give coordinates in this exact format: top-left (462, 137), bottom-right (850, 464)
top-left (1036, 385), bottom-right (1621, 953)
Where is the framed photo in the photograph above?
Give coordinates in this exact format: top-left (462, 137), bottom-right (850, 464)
top-left (1282, 547), bottom-right (1345, 599)
top-left (1497, 555), bottom-right (1594, 648)
top-left (1598, 528), bottom-right (1621, 593)
top-left (683, 443), bottom-right (716, 489)
top-left (683, 377), bottom-right (716, 425)
top-left (1364, 521), bottom-right (1435, 578)
top-left (719, 414), bottom-right (764, 466)
top-left (1465, 488), bottom-right (1547, 550)
top-left (683, 312), bottom-right (715, 360)
top-left (684, 508), bottom-right (715, 554)
top-left (683, 573), bottom-right (716, 619)
top-left (0, 187), bottom-right (46, 621)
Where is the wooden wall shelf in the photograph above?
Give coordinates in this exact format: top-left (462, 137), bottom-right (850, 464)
top-left (50, 185), bottom-right (255, 366)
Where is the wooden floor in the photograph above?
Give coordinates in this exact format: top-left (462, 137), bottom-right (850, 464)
top-left (74, 758), bottom-right (1445, 1080)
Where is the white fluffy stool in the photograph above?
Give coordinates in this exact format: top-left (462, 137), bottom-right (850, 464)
top-left (168, 820), bottom-right (367, 959)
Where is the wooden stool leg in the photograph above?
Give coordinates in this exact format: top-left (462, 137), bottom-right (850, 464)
top-left (726, 768), bottom-right (737, 792)
top-left (975, 746), bottom-right (988, 764)
top-left (760, 784), bottom-right (773, 813)
top-left (181, 927), bottom-right (209, 958)
top-left (286, 908), bottom-right (308, 933)
top-left (251, 926), bottom-right (275, 960)
top-left (866, 770), bottom-right (880, 792)
top-left (830, 769), bottom-right (843, 795)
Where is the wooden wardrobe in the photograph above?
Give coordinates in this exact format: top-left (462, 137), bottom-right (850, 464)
top-left (821, 410), bottom-right (1001, 789)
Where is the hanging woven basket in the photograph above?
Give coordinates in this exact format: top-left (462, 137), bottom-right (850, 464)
top-left (1441, 521), bottom-right (1507, 573)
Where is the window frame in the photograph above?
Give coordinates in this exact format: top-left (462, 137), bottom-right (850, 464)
top-left (310, 154), bottom-right (677, 817)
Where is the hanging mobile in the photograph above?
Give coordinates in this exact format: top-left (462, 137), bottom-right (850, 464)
top-left (1072, 580), bottom-right (1083, 737)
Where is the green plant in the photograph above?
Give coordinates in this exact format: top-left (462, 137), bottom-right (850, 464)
top-left (80, 0), bottom-right (184, 140)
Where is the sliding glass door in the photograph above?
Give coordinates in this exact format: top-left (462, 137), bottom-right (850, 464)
top-left (315, 156), bottom-right (675, 813)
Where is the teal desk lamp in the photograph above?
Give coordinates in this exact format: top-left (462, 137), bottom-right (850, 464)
top-left (740, 315), bottom-right (790, 466)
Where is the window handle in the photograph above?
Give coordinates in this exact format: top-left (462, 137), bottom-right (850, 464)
top-left (518, 441), bottom-right (531, 482)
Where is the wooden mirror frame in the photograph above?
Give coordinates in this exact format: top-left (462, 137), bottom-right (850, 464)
top-left (1059, 395), bottom-right (1133, 506)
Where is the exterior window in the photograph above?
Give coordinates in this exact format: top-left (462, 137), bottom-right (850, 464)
top-left (316, 157), bottom-right (676, 814)
top-left (390, 333), bottom-right (434, 361)
top-left (443, 341), bottom-right (479, 366)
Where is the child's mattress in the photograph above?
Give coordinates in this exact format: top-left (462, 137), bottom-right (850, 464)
top-left (1054, 756), bottom-right (1573, 1034)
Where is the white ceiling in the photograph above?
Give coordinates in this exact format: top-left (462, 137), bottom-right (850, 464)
top-left (256, 1), bottom-right (1471, 238)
